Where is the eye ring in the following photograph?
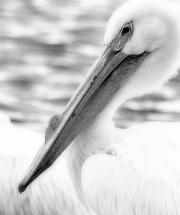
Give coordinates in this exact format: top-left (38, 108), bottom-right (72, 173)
top-left (110, 22), bottom-right (133, 51)
top-left (121, 23), bottom-right (132, 36)
top-left (122, 26), bottom-right (130, 36)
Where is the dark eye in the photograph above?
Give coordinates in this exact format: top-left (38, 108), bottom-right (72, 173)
top-left (122, 26), bottom-right (131, 36)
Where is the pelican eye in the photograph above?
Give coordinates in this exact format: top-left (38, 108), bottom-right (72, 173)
top-left (121, 23), bottom-right (132, 37)
top-left (122, 26), bottom-right (130, 36)
top-left (111, 22), bottom-right (133, 51)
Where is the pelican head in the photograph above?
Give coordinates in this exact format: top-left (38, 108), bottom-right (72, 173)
top-left (104, 0), bottom-right (180, 101)
top-left (18, 0), bottom-right (180, 192)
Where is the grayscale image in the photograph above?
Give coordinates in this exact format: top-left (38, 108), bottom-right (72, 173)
top-left (0, 0), bottom-right (180, 214)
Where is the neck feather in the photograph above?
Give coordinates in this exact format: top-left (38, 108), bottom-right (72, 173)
top-left (65, 100), bottom-right (123, 200)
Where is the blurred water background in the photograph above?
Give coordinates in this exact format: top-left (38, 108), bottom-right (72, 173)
top-left (1, 0), bottom-right (180, 133)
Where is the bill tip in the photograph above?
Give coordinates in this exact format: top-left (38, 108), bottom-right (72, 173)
top-left (18, 183), bottom-right (26, 193)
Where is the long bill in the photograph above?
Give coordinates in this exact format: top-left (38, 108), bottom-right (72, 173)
top-left (18, 44), bottom-right (148, 193)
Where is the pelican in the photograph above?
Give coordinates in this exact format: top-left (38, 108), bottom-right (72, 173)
top-left (1, 0), bottom-right (180, 214)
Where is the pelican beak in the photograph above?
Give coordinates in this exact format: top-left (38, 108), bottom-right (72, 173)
top-left (18, 43), bottom-right (147, 193)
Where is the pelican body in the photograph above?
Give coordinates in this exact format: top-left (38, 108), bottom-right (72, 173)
top-left (1, 0), bottom-right (180, 214)
top-left (0, 118), bottom-right (95, 214)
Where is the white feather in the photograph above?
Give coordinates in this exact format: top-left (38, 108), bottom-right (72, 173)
top-left (0, 118), bottom-right (95, 215)
top-left (1, 0), bottom-right (180, 214)
top-left (80, 1), bottom-right (180, 215)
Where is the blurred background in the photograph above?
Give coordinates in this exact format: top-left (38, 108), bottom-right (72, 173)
top-left (1, 0), bottom-right (180, 133)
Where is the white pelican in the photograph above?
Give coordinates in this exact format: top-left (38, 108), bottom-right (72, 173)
top-left (3, 0), bottom-right (180, 214)
top-left (0, 113), bottom-right (96, 214)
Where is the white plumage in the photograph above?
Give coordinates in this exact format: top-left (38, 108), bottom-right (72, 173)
top-left (80, 1), bottom-right (180, 214)
top-left (2, 0), bottom-right (180, 214)
top-left (82, 122), bottom-right (180, 215)
top-left (0, 115), bottom-right (94, 214)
